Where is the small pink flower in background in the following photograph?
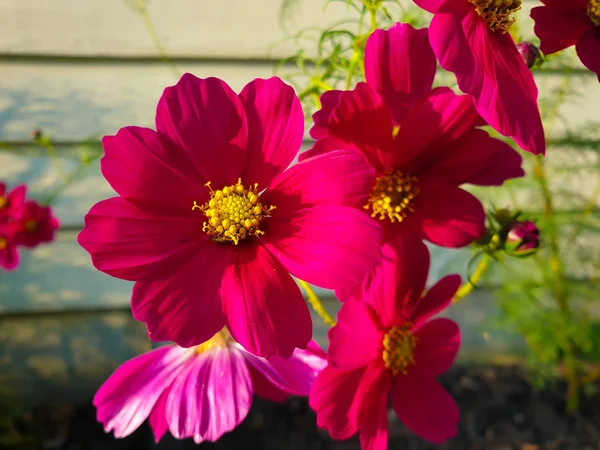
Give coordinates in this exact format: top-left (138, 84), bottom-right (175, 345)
top-left (0, 223), bottom-right (21, 270)
top-left (95, 329), bottom-right (327, 444)
top-left (303, 23), bottom-right (524, 249)
top-left (310, 237), bottom-right (461, 448)
top-left (531, 0), bottom-right (600, 81)
top-left (412, 0), bottom-right (546, 155)
top-left (506, 220), bottom-right (540, 257)
top-left (14, 201), bottom-right (60, 248)
top-left (516, 41), bottom-right (542, 69)
top-left (0, 183), bottom-right (26, 220)
top-left (78, 73), bottom-right (381, 358)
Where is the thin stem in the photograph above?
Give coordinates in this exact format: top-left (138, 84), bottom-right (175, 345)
top-left (297, 279), bottom-right (336, 327)
top-left (369, 6), bottom-right (377, 31)
top-left (453, 253), bottom-right (492, 303)
top-left (36, 137), bottom-right (69, 183)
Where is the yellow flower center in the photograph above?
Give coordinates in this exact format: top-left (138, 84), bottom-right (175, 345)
top-left (0, 237), bottom-right (6, 250)
top-left (365, 170), bottom-right (419, 223)
top-left (382, 324), bottom-right (416, 376)
top-left (0, 196), bottom-right (7, 209)
top-left (193, 178), bottom-right (275, 245)
top-left (25, 220), bottom-right (38, 233)
top-left (469, 0), bottom-right (521, 33)
top-left (195, 327), bottom-right (233, 354)
top-left (589, 0), bottom-right (600, 26)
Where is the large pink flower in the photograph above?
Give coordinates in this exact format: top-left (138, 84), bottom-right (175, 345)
top-left (310, 236), bottom-right (461, 448)
top-left (302, 23), bottom-right (524, 249)
top-left (78, 74), bottom-right (381, 358)
top-left (95, 329), bottom-right (327, 444)
top-left (412, 0), bottom-right (545, 155)
top-left (531, 0), bottom-right (600, 81)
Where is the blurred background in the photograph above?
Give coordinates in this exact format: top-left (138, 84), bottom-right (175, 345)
top-left (2, 0), bottom-right (600, 449)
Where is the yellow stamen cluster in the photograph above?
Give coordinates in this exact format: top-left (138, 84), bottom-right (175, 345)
top-left (193, 178), bottom-right (275, 245)
top-left (0, 237), bottom-right (6, 250)
top-left (469, 0), bottom-right (521, 33)
top-left (0, 197), bottom-right (6, 209)
top-left (25, 220), bottom-right (38, 233)
top-left (589, 0), bottom-right (600, 26)
top-left (365, 170), bottom-right (419, 223)
top-left (195, 327), bottom-right (233, 354)
top-left (383, 324), bottom-right (416, 376)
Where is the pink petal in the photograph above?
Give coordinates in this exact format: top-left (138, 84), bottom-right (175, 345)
top-left (576, 29), bottom-right (600, 81)
top-left (531, 4), bottom-right (591, 54)
top-left (149, 388), bottom-right (170, 442)
top-left (262, 149), bottom-right (375, 215)
top-left (240, 339), bottom-right (327, 396)
top-left (248, 366), bottom-right (289, 402)
top-left (155, 74), bottom-right (248, 189)
top-left (391, 370), bottom-right (459, 444)
top-left (101, 126), bottom-right (208, 213)
top-left (412, 0), bottom-right (445, 13)
top-left (166, 348), bottom-right (253, 443)
top-left (239, 77), bottom-right (304, 189)
top-left (365, 23), bottom-right (436, 122)
top-left (314, 82), bottom-right (395, 170)
top-left (392, 87), bottom-right (485, 171)
top-left (131, 240), bottom-right (231, 347)
top-left (407, 274), bottom-right (461, 326)
top-left (540, 0), bottom-right (588, 9)
top-left (328, 300), bottom-right (382, 369)
top-left (298, 135), bottom-right (361, 162)
top-left (7, 185), bottom-right (26, 210)
top-left (222, 243), bottom-right (312, 358)
top-left (77, 197), bottom-right (199, 282)
top-left (310, 90), bottom-right (342, 139)
top-left (408, 182), bottom-right (485, 248)
top-left (429, 1), bottom-right (545, 155)
top-left (262, 206), bottom-right (381, 291)
top-left (93, 345), bottom-right (193, 439)
top-left (309, 366), bottom-right (365, 440)
top-left (420, 129), bottom-right (524, 186)
top-left (356, 361), bottom-right (391, 450)
top-left (413, 318), bottom-right (461, 376)
top-left (0, 242), bottom-right (19, 271)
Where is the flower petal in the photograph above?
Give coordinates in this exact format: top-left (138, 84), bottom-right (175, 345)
top-left (328, 300), bottom-right (382, 369)
top-left (408, 182), bottom-right (485, 248)
top-left (356, 361), bottom-right (391, 450)
top-left (131, 240), bottom-right (231, 347)
top-left (93, 345), bottom-right (193, 439)
top-left (149, 387), bottom-right (170, 442)
top-left (166, 348), bottom-right (253, 443)
top-left (576, 29), bottom-right (600, 81)
top-left (391, 370), bottom-right (459, 444)
top-left (365, 23), bottom-right (436, 122)
top-left (155, 74), bottom-right (248, 189)
top-left (408, 274), bottom-right (461, 326)
top-left (77, 197), bottom-right (200, 282)
top-left (101, 126), bottom-right (208, 213)
top-left (429, 1), bottom-right (545, 155)
top-left (239, 77), bottom-right (304, 189)
top-left (309, 366), bottom-right (365, 440)
top-left (262, 149), bottom-right (375, 215)
top-left (240, 340), bottom-right (327, 396)
top-left (420, 129), bottom-right (524, 186)
top-left (310, 90), bottom-right (343, 139)
top-left (412, 0), bottom-right (445, 13)
top-left (248, 366), bottom-right (290, 402)
top-left (413, 318), bottom-right (460, 376)
top-left (0, 242), bottom-right (19, 271)
top-left (262, 206), bottom-right (381, 291)
top-left (222, 243), bottom-right (312, 358)
top-left (531, 4), bottom-right (591, 55)
top-left (298, 136), bottom-right (361, 162)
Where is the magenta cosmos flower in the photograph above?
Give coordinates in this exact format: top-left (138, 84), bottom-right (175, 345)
top-left (0, 182), bottom-right (26, 220)
top-left (531, 0), bottom-right (600, 81)
top-left (95, 328), bottom-right (327, 443)
top-left (310, 237), bottom-right (461, 447)
top-left (411, 0), bottom-right (545, 155)
top-left (302, 23), bottom-right (524, 249)
top-left (78, 74), bottom-right (381, 358)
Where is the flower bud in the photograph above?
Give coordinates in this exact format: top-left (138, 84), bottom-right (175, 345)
top-left (505, 220), bottom-right (540, 257)
top-left (516, 42), bottom-right (542, 69)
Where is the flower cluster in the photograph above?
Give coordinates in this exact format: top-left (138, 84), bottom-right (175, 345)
top-left (79, 4), bottom-right (557, 447)
top-left (0, 182), bottom-right (59, 270)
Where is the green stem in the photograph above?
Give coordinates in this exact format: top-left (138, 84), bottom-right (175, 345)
top-left (297, 279), bottom-right (336, 327)
top-left (453, 253), bottom-right (492, 303)
top-left (36, 137), bottom-right (69, 183)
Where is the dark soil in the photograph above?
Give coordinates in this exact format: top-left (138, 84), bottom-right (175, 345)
top-left (2, 365), bottom-right (600, 450)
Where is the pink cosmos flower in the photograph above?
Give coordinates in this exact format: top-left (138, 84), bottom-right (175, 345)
top-left (302, 23), bottom-right (524, 249)
top-left (78, 74), bottom-right (381, 358)
top-left (13, 200), bottom-right (60, 248)
top-left (95, 328), bottom-right (327, 444)
top-left (0, 183), bottom-right (26, 220)
top-left (412, 0), bottom-right (545, 155)
top-left (0, 222), bottom-right (20, 270)
top-left (531, 0), bottom-right (600, 81)
top-left (310, 237), bottom-right (461, 448)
